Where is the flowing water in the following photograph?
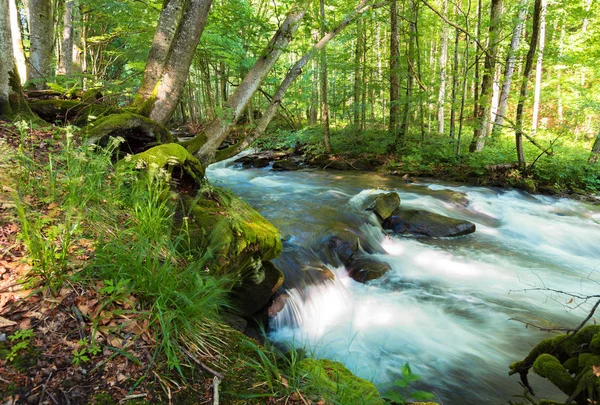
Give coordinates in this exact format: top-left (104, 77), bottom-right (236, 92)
top-left (207, 157), bottom-right (600, 404)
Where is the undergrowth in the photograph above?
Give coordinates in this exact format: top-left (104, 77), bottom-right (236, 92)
top-left (265, 124), bottom-right (600, 193)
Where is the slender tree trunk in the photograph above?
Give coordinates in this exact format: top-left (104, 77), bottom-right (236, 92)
top-left (492, 0), bottom-right (528, 137)
top-left (190, 6), bottom-right (306, 165)
top-left (389, 0), bottom-right (400, 136)
top-left (9, 0), bottom-right (26, 84)
top-left (472, 0), bottom-right (482, 140)
top-left (220, 61), bottom-right (227, 106)
top-left (309, 29), bottom-right (318, 125)
top-left (557, 21), bottom-right (564, 124)
top-left (437, 0), bottom-right (448, 136)
top-left (469, 0), bottom-right (503, 152)
top-left (590, 130), bottom-right (600, 164)
top-left (449, 2), bottom-right (460, 139)
top-left (27, 0), bottom-right (54, 89)
top-left (531, 0), bottom-right (546, 136)
top-left (138, 0), bottom-right (187, 100)
top-left (58, 0), bottom-right (73, 75)
top-left (320, 0), bottom-right (331, 152)
top-left (353, 20), bottom-right (362, 129)
top-left (399, 0), bottom-right (417, 147)
top-left (515, 0), bottom-right (543, 169)
top-left (580, 0), bottom-right (592, 86)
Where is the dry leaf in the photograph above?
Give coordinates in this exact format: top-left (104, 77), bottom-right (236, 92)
top-left (0, 315), bottom-right (16, 328)
top-left (593, 365), bottom-right (600, 377)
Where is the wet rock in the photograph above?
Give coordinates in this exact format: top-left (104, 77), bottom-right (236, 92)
top-left (353, 157), bottom-right (382, 171)
top-left (327, 160), bottom-right (351, 170)
top-left (268, 293), bottom-right (289, 317)
top-left (272, 159), bottom-right (300, 171)
top-left (384, 209), bottom-right (476, 237)
top-left (233, 261), bottom-right (285, 317)
top-left (371, 192), bottom-right (401, 221)
top-left (319, 230), bottom-right (360, 265)
top-left (346, 254), bottom-right (391, 282)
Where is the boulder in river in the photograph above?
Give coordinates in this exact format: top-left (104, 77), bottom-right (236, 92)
top-left (272, 159), bottom-right (300, 171)
top-left (320, 230), bottom-right (360, 265)
top-left (369, 192), bottom-right (401, 221)
top-left (345, 254), bottom-right (391, 282)
top-left (383, 209), bottom-right (476, 237)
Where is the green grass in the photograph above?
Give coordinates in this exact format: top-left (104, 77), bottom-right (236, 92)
top-left (10, 121), bottom-right (231, 373)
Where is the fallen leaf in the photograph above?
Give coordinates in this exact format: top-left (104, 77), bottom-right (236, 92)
top-left (0, 315), bottom-right (16, 328)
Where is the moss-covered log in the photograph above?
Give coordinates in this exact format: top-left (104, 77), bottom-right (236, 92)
top-left (29, 99), bottom-right (118, 125)
top-left (86, 112), bottom-right (173, 155)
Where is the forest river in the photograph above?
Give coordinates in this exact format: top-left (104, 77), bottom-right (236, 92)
top-left (207, 155), bottom-right (600, 404)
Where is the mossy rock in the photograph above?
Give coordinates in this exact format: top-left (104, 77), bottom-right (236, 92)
top-left (119, 143), bottom-right (205, 186)
top-left (298, 358), bottom-right (385, 405)
top-left (372, 192), bottom-right (401, 221)
top-left (85, 113), bottom-right (172, 154)
top-left (533, 354), bottom-right (576, 395)
top-left (183, 187), bottom-right (282, 279)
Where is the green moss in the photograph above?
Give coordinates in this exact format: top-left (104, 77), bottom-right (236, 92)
top-left (373, 192), bottom-right (400, 220)
top-left (85, 113), bottom-right (173, 151)
top-left (298, 358), bottom-right (385, 405)
top-left (92, 392), bottom-right (118, 405)
top-left (510, 334), bottom-right (571, 375)
top-left (183, 132), bottom-right (208, 156)
top-left (121, 143), bottom-right (205, 185)
top-left (533, 354), bottom-right (576, 395)
top-left (183, 187), bottom-right (282, 279)
top-left (578, 353), bottom-right (600, 370)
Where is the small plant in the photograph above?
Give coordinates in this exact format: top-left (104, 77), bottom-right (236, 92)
top-left (5, 329), bottom-right (35, 362)
top-left (382, 363), bottom-right (435, 405)
top-left (72, 337), bottom-right (101, 366)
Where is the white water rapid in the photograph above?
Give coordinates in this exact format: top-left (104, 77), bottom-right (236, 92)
top-left (207, 158), bottom-right (600, 404)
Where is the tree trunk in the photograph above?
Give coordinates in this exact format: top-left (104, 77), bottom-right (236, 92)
top-left (9, 0), bottom-right (26, 84)
top-left (309, 29), bottom-right (319, 125)
top-left (189, 6), bottom-right (306, 165)
top-left (320, 0), bottom-right (331, 152)
top-left (27, 0), bottom-right (54, 89)
top-left (515, 0), bottom-right (543, 169)
top-left (399, 0), bottom-right (417, 148)
top-left (353, 20), bottom-right (362, 130)
top-left (590, 130), bottom-right (600, 164)
top-left (437, 0), bottom-right (448, 136)
top-left (492, 0), bottom-right (528, 137)
top-left (389, 0), bottom-right (400, 136)
top-left (148, 0), bottom-right (213, 124)
top-left (469, 0), bottom-right (503, 152)
top-left (58, 0), bottom-right (73, 75)
top-left (138, 0), bottom-right (187, 100)
top-left (0, 0), bottom-right (30, 117)
top-left (531, 0), bottom-right (546, 136)
top-left (449, 2), bottom-right (460, 139)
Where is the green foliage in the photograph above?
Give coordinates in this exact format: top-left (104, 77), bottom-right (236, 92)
top-left (382, 363), bottom-right (435, 405)
top-left (5, 329), bottom-right (35, 363)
